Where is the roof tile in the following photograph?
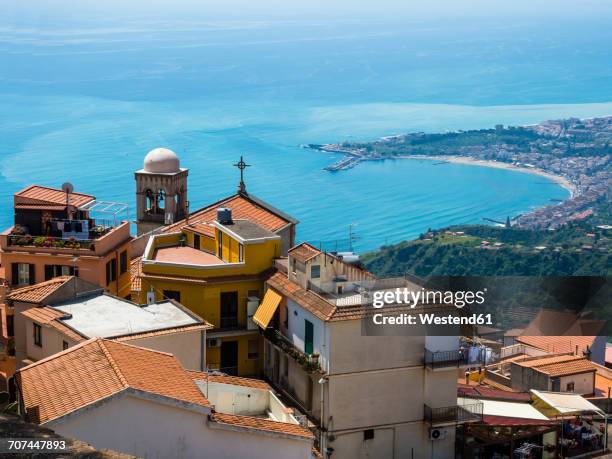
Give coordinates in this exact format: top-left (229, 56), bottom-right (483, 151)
top-left (210, 413), bottom-right (313, 439)
top-left (8, 277), bottom-right (72, 303)
top-left (17, 338), bottom-right (210, 424)
top-left (14, 185), bottom-right (94, 208)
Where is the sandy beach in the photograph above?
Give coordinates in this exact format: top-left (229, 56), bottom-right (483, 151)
top-left (397, 155), bottom-right (577, 198)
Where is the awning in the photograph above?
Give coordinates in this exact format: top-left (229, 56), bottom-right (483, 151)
top-left (253, 289), bottom-right (282, 329)
top-left (530, 389), bottom-right (604, 417)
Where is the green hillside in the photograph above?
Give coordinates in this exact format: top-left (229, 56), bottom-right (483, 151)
top-left (362, 199), bottom-right (611, 276)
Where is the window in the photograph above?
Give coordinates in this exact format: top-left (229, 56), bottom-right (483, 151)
top-left (163, 290), bottom-right (181, 303)
top-left (311, 264), bottom-right (321, 279)
top-left (364, 429), bottom-right (375, 441)
top-left (566, 382), bottom-right (575, 392)
top-left (106, 259), bottom-right (117, 285)
top-left (193, 234), bottom-right (201, 250)
top-left (62, 340), bottom-right (69, 350)
top-left (304, 319), bottom-right (314, 355)
top-left (33, 323), bottom-right (42, 347)
top-left (13, 263), bottom-right (34, 286)
top-left (119, 250), bottom-right (128, 275)
top-left (238, 243), bottom-right (244, 262)
top-left (248, 339), bottom-right (259, 360)
top-left (220, 292), bottom-right (239, 328)
top-left (44, 265), bottom-right (76, 281)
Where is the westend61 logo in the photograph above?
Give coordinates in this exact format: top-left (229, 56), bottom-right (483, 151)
top-left (370, 287), bottom-right (493, 326)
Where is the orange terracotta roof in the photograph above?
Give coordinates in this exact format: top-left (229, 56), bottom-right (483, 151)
top-left (267, 272), bottom-right (335, 321)
top-left (17, 338), bottom-right (211, 424)
top-left (187, 370), bottom-right (271, 390)
top-left (516, 335), bottom-right (596, 356)
top-left (164, 193), bottom-right (295, 234)
top-left (595, 372), bottom-right (612, 397)
top-left (514, 354), bottom-right (596, 377)
top-left (113, 322), bottom-right (212, 342)
top-left (183, 221), bottom-right (215, 237)
top-left (288, 242), bottom-right (321, 263)
top-left (7, 277), bottom-right (72, 304)
top-left (210, 413), bottom-right (313, 439)
top-left (14, 185), bottom-right (94, 208)
top-left (130, 257), bottom-right (142, 292)
top-left (21, 306), bottom-right (66, 324)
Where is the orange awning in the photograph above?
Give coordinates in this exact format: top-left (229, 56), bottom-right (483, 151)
top-left (253, 289), bottom-right (282, 329)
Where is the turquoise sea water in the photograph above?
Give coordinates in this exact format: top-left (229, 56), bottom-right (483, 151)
top-left (0, 15), bottom-right (611, 251)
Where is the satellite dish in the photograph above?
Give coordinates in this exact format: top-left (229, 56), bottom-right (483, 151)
top-left (62, 182), bottom-right (74, 194)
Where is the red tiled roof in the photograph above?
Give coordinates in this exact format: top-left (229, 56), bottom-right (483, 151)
top-left (516, 335), bottom-right (596, 356)
top-left (130, 257), bottom-right (142, 292)
top-left (17, 338), bottom-right (211, 424)
top-left (7, 277), bottom-right (72, 304)
top-left (165, 193), bottom-right (295, 234)
top-left (267, 272), bottom-right (335, 321)
top-left (210, 413), bottom-right (313, 439)
top-left (482, 415), bottom-right (556, 426)
top-left (14, 185), bottom-right (94, 208)
top-left (21, 306), bottom-right (85, 343)
top-left (288, 242), bottom-right (321, 263)
top-left (187, 370), bottom-right (271, 390)
top-left (514, 354), bottom-right (597, 377)
top-left (113, 322), bottom-right (212, 341)
top-left (183, 221), bottom-right (215, 237)
top-left (457, 384), bottom-right (531, 402)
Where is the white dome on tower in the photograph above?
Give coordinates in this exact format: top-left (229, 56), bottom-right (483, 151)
top-left (143, 147), bottom-right (181, 173)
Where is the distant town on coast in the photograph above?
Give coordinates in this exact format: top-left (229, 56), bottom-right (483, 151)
top-left (309, 115), bottom-right (611, 232)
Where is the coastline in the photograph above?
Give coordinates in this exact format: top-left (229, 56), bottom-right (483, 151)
top-left (394, 154), bottom-right (577, 198)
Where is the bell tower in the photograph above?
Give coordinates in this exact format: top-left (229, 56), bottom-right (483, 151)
top-left (135, 147), bottom-right (188, 235)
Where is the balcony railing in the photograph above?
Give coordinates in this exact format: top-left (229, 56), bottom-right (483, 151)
top-left (220, 317), bottom-right (239, 329)
top-left (424, 348), bottom-right (481, 369)
top-left (263, 328), bottom-right (323, 374)
top-left (7, 235), bottom-right (96, 251)
top-left (424, 402), bottom-right (483, 425)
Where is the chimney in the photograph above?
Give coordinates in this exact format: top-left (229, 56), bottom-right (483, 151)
top-left (216, 207), bottom-right (233, 225)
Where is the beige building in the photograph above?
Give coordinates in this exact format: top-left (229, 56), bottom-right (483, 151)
top-left (8, 276), bottom-right (211, 371)
top-left (15, 338), bottom-right (314, 459)
top-left (253, 243), bottom-right (480, 459)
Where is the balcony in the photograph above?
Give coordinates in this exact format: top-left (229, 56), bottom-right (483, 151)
top-left (0, 221), bottom-right (131, 257)
top-left (424, 348), bottom-right (484, 370)
top-left (424, 402), bottom-right (483, 426)
top-left (263, 328), bottom-right (323, 374)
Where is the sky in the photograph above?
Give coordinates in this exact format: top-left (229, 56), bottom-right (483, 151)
top-left (2, 0), bottom-right (612, 22)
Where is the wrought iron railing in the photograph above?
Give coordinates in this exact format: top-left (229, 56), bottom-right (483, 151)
top-left (424, 348), bottom-right (482, 369)
top-left (263, 328), bottom-right (323, 374)
top-left (7, 235), bottom-right (95, 250)
top-left (424, 402), bottom-right (483, 425)
top-left (219, 317), bottom-right (239, 329)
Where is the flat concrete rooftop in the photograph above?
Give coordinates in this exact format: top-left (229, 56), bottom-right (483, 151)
top-left (53, 294), bottom-right (201, 338)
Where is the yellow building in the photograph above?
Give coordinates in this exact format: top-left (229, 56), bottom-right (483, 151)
top-left (131, 162), bottom-right (298, 376)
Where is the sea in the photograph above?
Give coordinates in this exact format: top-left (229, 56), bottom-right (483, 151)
top-left (1, 13), bottom-right (611, 252)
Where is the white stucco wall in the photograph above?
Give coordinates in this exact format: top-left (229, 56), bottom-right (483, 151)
top-left (24, 319), bottom-right (77, 365)
top-left (286, 298), bottom-right (329, 370)
top-left (47, 392), bottom-right (311, 459)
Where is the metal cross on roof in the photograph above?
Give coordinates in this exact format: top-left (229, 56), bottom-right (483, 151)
top-left (233, 156), bottom-right (251, 195)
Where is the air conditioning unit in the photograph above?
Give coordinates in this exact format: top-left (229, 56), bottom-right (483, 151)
top-left (207, 338), bottom-right (221, 348)
top-left (429, 428), bottom-right (448, 441)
